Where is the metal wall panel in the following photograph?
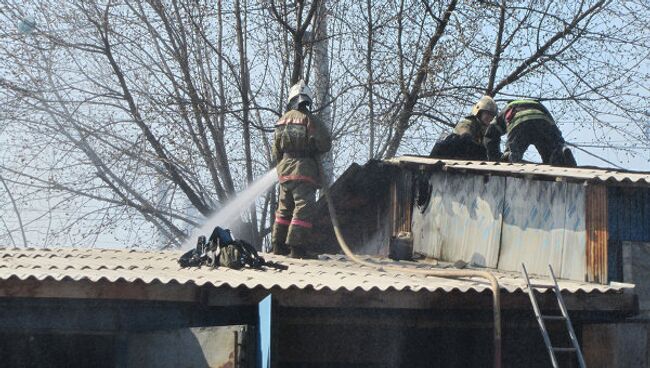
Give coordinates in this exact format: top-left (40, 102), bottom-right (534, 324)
top-left (497, 178), bottom-right (586, 278)
top-left (608, 186), bottom-right (650, 282)
top-left (411, 172), bottom-right (505, 267)
top-left (608, 186), bottom-right (650, 242)
top-left (586, 185), bottom-right (608, 283)
top-left (561, 183), bottom-right (588, 281)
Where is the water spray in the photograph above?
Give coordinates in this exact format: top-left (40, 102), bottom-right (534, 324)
top-left (181, 169), bottom-right (279, 250)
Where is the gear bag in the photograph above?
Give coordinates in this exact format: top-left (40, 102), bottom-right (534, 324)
top-left (178, 226), bottom-right (288, 271)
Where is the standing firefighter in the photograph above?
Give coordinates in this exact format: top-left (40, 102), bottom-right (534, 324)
top-left (271, 80), bottom-right (332, 258)
top-left (429, 96), bottom-right (498, 160)
top-left (484, 99), bottom-right (577, 166)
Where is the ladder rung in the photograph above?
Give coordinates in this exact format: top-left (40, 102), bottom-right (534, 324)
top-left (522, 264), bottom-right (586, 367)
top-left (542, 315), bottom-right (566, 321)
top-left (552, 347), bottom-right (577, 353)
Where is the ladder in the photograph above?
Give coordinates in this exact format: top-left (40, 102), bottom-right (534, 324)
top-left (521, 263), bottom-right (586, 368)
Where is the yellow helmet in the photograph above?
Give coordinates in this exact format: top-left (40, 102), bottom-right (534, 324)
top-left (471, 96), bottom-right (497, 116)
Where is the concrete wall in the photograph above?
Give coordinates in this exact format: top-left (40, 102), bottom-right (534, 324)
top-left (584, 323), bottom-right (648, 368)
top-left (623, 241), bottom-right (650, 316)
top-left (126, 325), bottom-right (252, 368)
top-left (0, 333), bottom-right (115, 368)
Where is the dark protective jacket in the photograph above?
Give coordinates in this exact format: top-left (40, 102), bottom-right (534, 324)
top-left (429, 115), bottom-right (488, 160)
top-left (454, 115), bottom-right (488, 144)
top-left (483, 99), bottom-right (555, 161)
top-left (272, 108), bottom-right (332, 187)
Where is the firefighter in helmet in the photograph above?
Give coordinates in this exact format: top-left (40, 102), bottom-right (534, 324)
top-left (271, 80), bottom-right (332, 258)
top-left (483, 99), bottom-right (576, 166)
top-left (429, 96), bottom-right (497, 160)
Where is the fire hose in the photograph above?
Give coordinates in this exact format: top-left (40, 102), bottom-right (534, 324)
top-left (319, 163), bottom-right (502, 368)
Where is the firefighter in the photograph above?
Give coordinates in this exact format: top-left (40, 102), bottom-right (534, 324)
top-left (429, 96), bottom-right (497, 160)
top-left (483, 99), bottom-right (576, 166)
top-left (271, 80), bottom-right (332, 258)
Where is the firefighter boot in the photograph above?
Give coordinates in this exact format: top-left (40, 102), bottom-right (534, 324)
top-left (271, 223), bottom-right (290, 256)
top-left (562, 146), bottom-right (577, 167)
top-left (289, 245), bottom-right (317, 260)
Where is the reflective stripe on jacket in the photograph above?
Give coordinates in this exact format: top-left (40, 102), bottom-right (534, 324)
top-left (496, 100), bottom-right (555, 133)
top-left (272, 109), bottom-right (332, 187)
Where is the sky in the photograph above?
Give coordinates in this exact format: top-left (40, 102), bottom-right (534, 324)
top-left (1, 1), bottom-right (649, 249)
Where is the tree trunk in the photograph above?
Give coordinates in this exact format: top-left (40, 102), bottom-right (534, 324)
top-left (234, 0), bottom-right (259, 244)
top-left (311, 0), bottom-right (333, 185)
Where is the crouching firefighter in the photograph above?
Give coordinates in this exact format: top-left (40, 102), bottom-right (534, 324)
top-left (429, 95), bottom-right (497, 160)
top-left (271, 80), bottom-right (332, 258)
top-left (483, 99), bottom-right (577, 167)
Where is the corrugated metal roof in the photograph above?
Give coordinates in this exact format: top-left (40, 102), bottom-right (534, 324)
top-left (390, 156), bottom-right (650, 186)
top-left (0, 247), bottom-right (632, 294)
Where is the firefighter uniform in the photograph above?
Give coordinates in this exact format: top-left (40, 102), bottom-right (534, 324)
top-left (429, 116), bottom-right (488, 160)
top-left (484, 99), bottom-right (576, 166)
top-left (455, 115), bottom-right (488, 142)
top-left (429, 96), bottom-right (497, 161)
top-left (271, 107), bottom-right (332, 257)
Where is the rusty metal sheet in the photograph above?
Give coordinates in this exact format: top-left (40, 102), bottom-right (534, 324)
top-left (497, 178), bottom-right (586, 278)
top-left (586, 185), bottom-right (608, 283)
top-left (411, 172), bottom-right (505, 267)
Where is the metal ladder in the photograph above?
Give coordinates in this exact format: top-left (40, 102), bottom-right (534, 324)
top-left (521, 263), bottom-right (586, 368)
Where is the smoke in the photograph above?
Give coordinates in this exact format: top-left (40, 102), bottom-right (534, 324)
top-left (181, 169), bottom-right (279, 250)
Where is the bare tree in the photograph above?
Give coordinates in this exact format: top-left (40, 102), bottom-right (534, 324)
top-left (267, 0), bottom-right (321, 84)
top-left (0, 0), bottom-right (648, 248)
top-left (0, 171), bottom-right (27, 247)
top-left (382, 0), bottom-right (458, 158)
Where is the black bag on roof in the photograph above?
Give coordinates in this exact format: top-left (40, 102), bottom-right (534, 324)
top-left (178, 226), bottom-right (287, 271)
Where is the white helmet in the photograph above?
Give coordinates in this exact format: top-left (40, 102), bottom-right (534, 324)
top-left (471, 95), bottom-right (498, 116)
top-left (288, 80), bottom-right (313, 106)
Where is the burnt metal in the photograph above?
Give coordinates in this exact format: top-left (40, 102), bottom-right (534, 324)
top-left (389, 231), bottom-right (413, 261)
top-left (310, 160), bottom-right (396, 255)
top-left (390, 168), bottom-right (413, 238)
